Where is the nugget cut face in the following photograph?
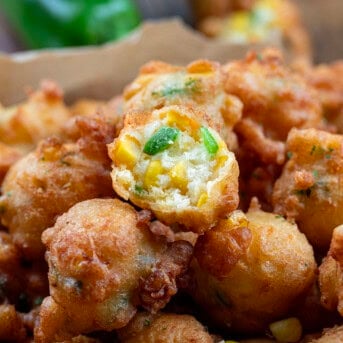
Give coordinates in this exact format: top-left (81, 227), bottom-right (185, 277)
top-left (124, 60), bottom-right (242, 150)
top-left (272, 128), bottom-right (343, 250)
top-left (108, 106), bottom-right (239, 233)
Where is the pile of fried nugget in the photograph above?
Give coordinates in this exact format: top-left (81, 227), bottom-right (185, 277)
top-left (0, 48), bottom-right (343, 343)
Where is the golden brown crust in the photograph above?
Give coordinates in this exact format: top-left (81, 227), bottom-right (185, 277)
top-left (272, 128), bottom-right (343, 250)
top-left (224, 49), bottom-right (321, 165)
top-left (36, 199), bottom-right (190, 341)
top-left (0, 304), bottom-right (27, 341)
top-left (0, 115), bottom-right (115, 260)
top-left (190, 207), bottom-right (316, 333)
top-left (0, 80), bottom-right (71, 152)
top-left (139, 240), bottom-right (193, 312)
top-left (118, 312), bottom-right (214, 343)
top-left (0, 142), bottom-right (22, 185)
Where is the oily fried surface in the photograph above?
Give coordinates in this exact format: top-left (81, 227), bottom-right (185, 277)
top-left (109, 106), bottom-right (239, 234)
top-left (0, 80), bottom-right (71, 153)
top-left (35, 199), bottom-right (192, 342)
top-left (0, 142), bottom-right (22, 186)
top-left (302, 61), bottom-right (343, 133)
top-left (0, 115), bottom-right (115, 260)
top-left (224, 49), bottom-right (321, 165)
top-left (118, 312), bottom-right (213, 343)
top-left (190, 205), bottom-right (316, 333)
top-left (123, 59), bottom-right (242, 150)
top-left (318, 225), bottom-right (343, 315)
top-left (272, 128), bottom-right (343, 250)
top-left (0, 304), bottom-right (26, 341)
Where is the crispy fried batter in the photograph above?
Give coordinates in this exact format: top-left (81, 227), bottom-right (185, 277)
top-left (272, 128), bottom-right (343, 250)
top-left (224, 49), bottom-right (321, 165)
top-left (123, 60), bottom-right (242, 150)
top-left (0, 80), bottom-right (71, 152)
top-left (190, 205), bottom-right (316, 333)
top-left (139, 240), bottom-right (193, 313)
top-left (0, 142), bottom-right (22, 185)
top-left (35, 199), bottom-right (192, 341)
top-left (0, 304), bottom-right (26, 341)
top-left (0, 115), bottom-right (115, 260)
top-left (118, 312), bottom-right (213, 343)
top-left (319, 225), bottom-right (343, 315)
top-left (302, 61), bottom-right (343, 133)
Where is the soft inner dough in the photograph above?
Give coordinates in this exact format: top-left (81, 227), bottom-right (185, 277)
top-left (113, 107), bottom-right (234, 209)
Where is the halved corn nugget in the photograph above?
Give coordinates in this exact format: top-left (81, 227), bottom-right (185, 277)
top-left (108, 105), bottom-right (239, 233)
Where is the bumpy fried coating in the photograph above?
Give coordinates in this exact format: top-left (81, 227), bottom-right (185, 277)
top-left (118, 312), bottom-right (213, 343)
top-left (190, 204), bottom-right (316, 333)
top-left (309, 326), bottom-right (343, 343)
top-left (0, 231), bottom-right (23, 305)
top-left (35, 199), bottom-right (193, 342)
top-left (318, 225), bottom-right (343, 315)
top-left (0, 142), bottom-right (22, 185)
top-left (0, 115), bottom-right (115, 260)
top-left (303, 61), bottom-right (343, 133)
top-left (0, 304), bottom-right (26, 341)
top-left (272, 128), bottom-right (343, 250)
top-left (70, 96), bottom-right (124, 136)
top-left (224, 49), bottom-right (321, 165)
top-left (0, 80), bottom-right (71, 152)
top-left (123, 60), bottom-right (242, 150)
top-left (108, 106), bottom-right (239, 234)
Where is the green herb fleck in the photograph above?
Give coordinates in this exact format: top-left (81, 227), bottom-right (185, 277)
top-left (200, 127), bottom-right (219, 156)
top-left (310, 145), bottom-right (334, 159)
top-left (275, 215), bottom-right (284, 219)
top-left (286, 151), bottom-right (293, 159)
top-left (152, 78), bottom-right (200, 97)
top-left (143, 126), bottom-right (180, 155)
top-left (144, 319), bottom-right (151, 327)
top-left (134, 185), bottom-right (147, 196)
top-left (312, 170), bottom-right (319, 179)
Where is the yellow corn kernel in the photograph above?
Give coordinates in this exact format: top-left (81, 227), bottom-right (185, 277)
top-left (187, 60), bottom-right (215, 74)
top-left (123, 75), bottom-right (153, 100)
top-left (165, 110), bottom-right (199, 132)
top-left (215, 155), bottom-right (228, 171)
top-left (197, 192), bottom-right (208, 207)
top-left (144, 160), bottom-right (163, 187)
top-left (169, 161), bottom-right (188, 193)
top-left (114, 138), bottom-right (139, 168)
top-left (269, 317), bottom-right (302, 343)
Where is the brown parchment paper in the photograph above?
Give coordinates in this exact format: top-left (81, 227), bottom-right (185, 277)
top-left (0, 18), bottom-right (281, 106)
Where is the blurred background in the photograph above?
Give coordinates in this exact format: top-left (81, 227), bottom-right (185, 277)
top-left (0, 0), bottom-right (341, 63)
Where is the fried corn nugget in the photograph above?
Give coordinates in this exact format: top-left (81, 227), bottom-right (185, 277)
top-left (303, 61), bottom-right (343, 133)
top-left (0, 80), bottom-right (71, 152)
top-left (0, 142), bottom-right (22, 185)
top-left (308, 326), bottom-right (343, 343)
top-left (35, 199), bottom-right (193, 342)
top-left (118, 312), bottom-right (213, 343)
top-left (108, 106), bottom-right (239, 234)
top-left (199, 0), bottom-right (311, 63)
top-left (224, 49), bottom-right (322, 165)
top-left (318, 225), bottom-right (343, 315)
top-left (272, 128), bottom-right (343, 250)
top-left (190, 204), bottom-right (316, 333)
top-left (123, 60), bottom-right (242, 150)
top-left (0, 115), bottom-right (115, 260)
